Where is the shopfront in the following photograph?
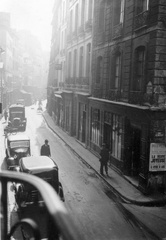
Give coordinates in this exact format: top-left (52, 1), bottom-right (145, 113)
top-left (88, 97), bottom-right (166, 193)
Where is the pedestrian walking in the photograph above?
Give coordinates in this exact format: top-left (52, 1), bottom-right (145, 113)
top-left (99, 143), bottom-right (109, 176)
top-left (40, 139), bottom-right (51, 157)
top-left (4, 109), bottom-right (8, 122)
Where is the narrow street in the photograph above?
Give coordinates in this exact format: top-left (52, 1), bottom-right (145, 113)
top-left (1, 104), bottom-right (166, 239)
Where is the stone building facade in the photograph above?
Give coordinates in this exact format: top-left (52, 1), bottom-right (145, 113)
top-left (48, 0), bottom-right (166, 194)
top-left (48, 0), bottom-right (93, 146)
top-left (90, 0), bottom-right (166, 193)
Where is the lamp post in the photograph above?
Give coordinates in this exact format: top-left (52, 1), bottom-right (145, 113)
top-left (0, 47), bottom-right (5, 113)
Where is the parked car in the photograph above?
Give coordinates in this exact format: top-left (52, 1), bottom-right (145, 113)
top-left (4, 103), bottom-right (27, 133)
top-left (5, 133), bottom-right (31, 169)
top-left (12, 156), bottom-right (65, 209)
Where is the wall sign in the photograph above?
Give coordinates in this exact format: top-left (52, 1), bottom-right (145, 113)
top-left (149, 143), bottom-right (166, 171)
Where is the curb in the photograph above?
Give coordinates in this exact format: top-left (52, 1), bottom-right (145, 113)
top-left (42, 113), bottom-right (166, 207)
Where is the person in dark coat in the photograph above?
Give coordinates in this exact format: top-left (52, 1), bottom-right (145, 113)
top-left (99, 143), bottom-right (109, 176)
top-left (40, 139), bottom-right (51, 157)
top-left (4, 109), bottom-right (8, 122)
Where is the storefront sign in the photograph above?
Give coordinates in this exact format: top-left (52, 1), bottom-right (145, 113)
top-left (149, 143), bottom-right (166, 171)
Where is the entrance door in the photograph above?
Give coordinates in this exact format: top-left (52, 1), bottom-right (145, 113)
top-left (104, 123), bottom-right (112, 151)
top-left (130, 126), bottom-right (141, 177)
top-left (82, 111), bottom-right (86, 143)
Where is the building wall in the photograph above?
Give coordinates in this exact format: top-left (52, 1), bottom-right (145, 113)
top-left (90, 0), bottom-right (166, 193)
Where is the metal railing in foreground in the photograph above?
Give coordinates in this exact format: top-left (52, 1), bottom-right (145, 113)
top-left (0, 171), bottom-right (82, 240)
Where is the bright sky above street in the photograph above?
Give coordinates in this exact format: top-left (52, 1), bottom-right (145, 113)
top-left (0, 0), bottom-right (54, 51)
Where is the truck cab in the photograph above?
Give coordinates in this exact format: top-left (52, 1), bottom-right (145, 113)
top-left (5, 103), bottom-right (27, 133)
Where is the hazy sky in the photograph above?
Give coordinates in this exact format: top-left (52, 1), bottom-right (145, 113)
top-left (0, 0), bottom-right (54, 51)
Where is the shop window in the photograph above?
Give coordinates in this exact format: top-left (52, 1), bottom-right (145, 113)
top-left (91, 108), bottom-right (100, 146)
top-left (137, 0), bottom-right (149, 14)
top-left (132, 46), bottom-right (145, 91)
top-left (112, 114), bottom-right (122, 159)
top-left (96, 56), bottom-right (103, 83)
top-left (113, 0), bottom-right (125, 26)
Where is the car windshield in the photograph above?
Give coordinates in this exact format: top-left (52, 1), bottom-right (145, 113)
top-left (10, 112), bottom-right (23, 119)
top-left (9, 140), bottom-right (30, 149)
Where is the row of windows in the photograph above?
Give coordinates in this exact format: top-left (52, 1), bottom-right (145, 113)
top-left (98, 0), bottom-right (149, 30)
top-left (96, 46), bottom-right (146, 92)
top-left (68, 43), bottom-right (91, 78)
top-left (69, 0), bottom-right (93, 33)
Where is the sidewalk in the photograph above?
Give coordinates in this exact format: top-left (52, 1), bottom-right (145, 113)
top-left (43, 111), bottom-right (166, 206)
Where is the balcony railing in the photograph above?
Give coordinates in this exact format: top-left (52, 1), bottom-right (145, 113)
top-left (112, 23), bottom-right (123, 39)
top-left (107, 89), bottom-right (121, 101)
top-left (134, 11), bottom-right (149, 30)
top-left (129, 91), bottom-right (144, 105)
top-left (0, 171), bottom-right (81, 240)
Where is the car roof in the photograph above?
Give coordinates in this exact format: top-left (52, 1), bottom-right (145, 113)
top-left (7, 133), bottom-right (30, 142)
top-left (20, 156), bottom-right (58, 172)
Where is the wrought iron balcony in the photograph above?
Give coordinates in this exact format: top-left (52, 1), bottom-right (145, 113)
top-left (134, 11), bottom-right (149, 30)
top-left (112, 23), bottom-right (123, 39)
top-left (129, 91), bottom-right (144, 105)
top-left (0, 170), bottom-right (81, 240)
top-left (107, 89), bottom-right (121, 101)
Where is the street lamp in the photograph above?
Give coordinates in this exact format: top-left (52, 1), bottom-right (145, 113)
top-left (0, 47), bottom-right (5, 113)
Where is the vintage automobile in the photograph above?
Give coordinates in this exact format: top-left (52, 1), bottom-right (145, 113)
top-left (5, 133), bottom-right (31, 169)
top-left (12, 156), bottom-right (65, 209)
top-left (4, 103), bottom-right (27, 133)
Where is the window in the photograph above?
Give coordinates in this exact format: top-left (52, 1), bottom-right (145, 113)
top-left (88, 0), bottom-right (93, 20)
top-left (98, 1), bottom-right (105, 30)
top-left (114, 0), bottom-right (125, 25)
top-left (70, 10), bottom-right (73, 33)
top-left (81, 0), bottom-right (85, 26)
top-left (96, 56), bottom-right (103, 83)
top-left (75, 4), bottom-right (78, 32)
top-left (79, 47), bottom-right (84, 77)
top-left (132, 46), bottom-right (145, 91)
top-left (73, 49), bottom-right (77, 78)
top-left (137, 0), bottom-right (149, 14)
top-left (86, 43), bottom-right (91, 78)
top-left (91, 108), bottom-right (100, 146)
top-left (68, 52), bottom-right (72, 77)
top-left (111, 53), bottom-right (121, 89)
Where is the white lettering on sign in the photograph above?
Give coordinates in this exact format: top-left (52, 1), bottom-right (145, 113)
top-left (149, 143), bottom-right (166, 172)
top-left (10, 141), bottom-right (30, 149)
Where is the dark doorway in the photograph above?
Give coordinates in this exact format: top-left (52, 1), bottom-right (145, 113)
top-left (130, 126), bottom-right (141, 177)
top-left (104, 123), bottom-right (112, 151)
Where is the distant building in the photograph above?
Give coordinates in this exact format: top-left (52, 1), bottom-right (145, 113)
top-left (0, 12), bottom-right (49, 109)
